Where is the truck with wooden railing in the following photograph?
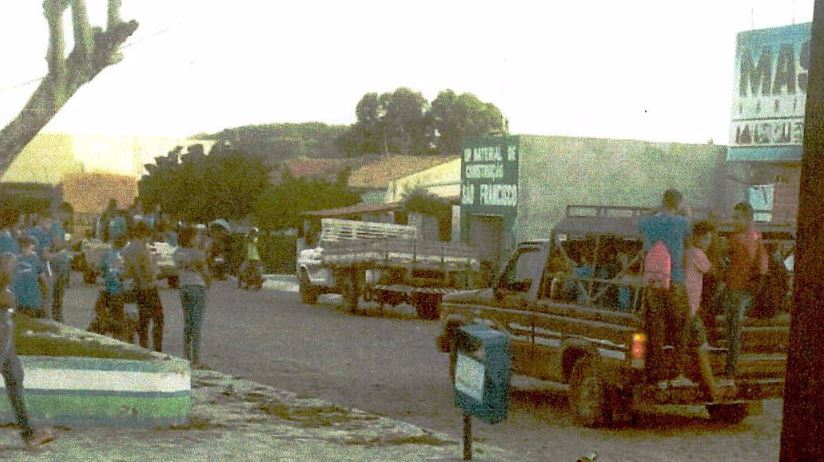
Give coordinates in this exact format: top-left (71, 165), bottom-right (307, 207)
top-left (436, 205), bottom-right (793, 426)
top-left (296, 218), bottom-right (480, 319)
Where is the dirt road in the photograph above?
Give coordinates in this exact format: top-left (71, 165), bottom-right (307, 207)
top-left (59, 276), bottom-right (782, 461)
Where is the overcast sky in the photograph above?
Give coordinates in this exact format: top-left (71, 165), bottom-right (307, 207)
top-left (0, 0), bottom-right (815, 147)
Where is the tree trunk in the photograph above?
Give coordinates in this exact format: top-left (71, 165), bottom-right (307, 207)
top-left (0, 0), bottom-right (138, 176)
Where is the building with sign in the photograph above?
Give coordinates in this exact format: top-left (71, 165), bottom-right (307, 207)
top-left (461, 135), bottom-right (728, 270)
top-left (726, 22), bottom-right (809, 223)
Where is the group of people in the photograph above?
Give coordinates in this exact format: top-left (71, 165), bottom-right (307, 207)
top-left (638, 188), bottom-right (773, 401)
top-left (92, 211), bottom-right (212, 369)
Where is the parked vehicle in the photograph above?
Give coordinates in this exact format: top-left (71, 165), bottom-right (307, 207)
top-left (297, 218), bottom-right (480, 319)
top-left (436, 205), bottom-right (793, 426)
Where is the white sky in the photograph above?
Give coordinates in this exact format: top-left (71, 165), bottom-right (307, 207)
top-left (0, 0), bottom-right (815, 148)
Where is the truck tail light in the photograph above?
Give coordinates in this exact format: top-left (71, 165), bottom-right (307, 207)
top-left (631, 333), bottom-right (647, 360)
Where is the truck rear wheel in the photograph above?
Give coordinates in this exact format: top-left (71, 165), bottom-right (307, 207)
top-left (569, 356), bottom-right (609, 427)
top-left (299, 271), bottom-right (319, 305)
top-left (706, 403), bottom-right (749, 424)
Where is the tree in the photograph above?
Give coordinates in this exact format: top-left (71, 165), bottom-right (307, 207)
top-left (338, 87), bottom-right (506, 156)
top-left (253, 172), bottom-right (360, 231)
top-left (138, 144), bottom-right (270, 223)
top-left (429, 90), bottom-right (506, 154)
top-left (382, 87), bottom-right (429, 155)
top-left (0, 0), bottom-right (139, 175)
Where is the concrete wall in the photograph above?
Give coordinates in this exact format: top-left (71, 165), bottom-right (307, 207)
top-left (516, 135), bottom-right (728, 242)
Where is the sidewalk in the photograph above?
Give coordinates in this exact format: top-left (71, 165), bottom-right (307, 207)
top-left (0, 347), bottom-right (518, 461)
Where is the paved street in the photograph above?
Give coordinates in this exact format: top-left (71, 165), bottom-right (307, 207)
top-left (58, 274), bottom-right (783, 461)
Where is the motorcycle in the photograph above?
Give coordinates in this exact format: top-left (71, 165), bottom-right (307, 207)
top-left (237, 259), bottom-right (263, 290)
top-left (209, 254), bottom-right (229, 280)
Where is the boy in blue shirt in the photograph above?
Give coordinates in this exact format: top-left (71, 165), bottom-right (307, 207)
top-left (0, 208), bottom-right (20, 256)
top-left (12, 236), bottom-right (48, 319)
top-left (93, 235), bottom-right (128, 340)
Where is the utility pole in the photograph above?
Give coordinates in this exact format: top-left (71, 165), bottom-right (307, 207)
top-left (780, 0), bottom-right (824, 460)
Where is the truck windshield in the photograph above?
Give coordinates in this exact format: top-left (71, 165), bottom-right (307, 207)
top-left (499, 246), bottom-right (543, 292)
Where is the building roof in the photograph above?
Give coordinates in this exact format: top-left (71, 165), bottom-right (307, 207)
top-left (301, 202), bottom-right (402, 218)
top-left (348, 155), bottom-right (459, 190)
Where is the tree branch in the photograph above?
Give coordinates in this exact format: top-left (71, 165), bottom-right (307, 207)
top-left (107, 0), bottom-right (122, 31)
top-left (70, 0), bottom-right (94, 76)
top-left (0, 2), bottom-right (138, 176)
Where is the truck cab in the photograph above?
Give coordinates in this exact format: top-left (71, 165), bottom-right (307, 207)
top-left (438, 205), bottom-right (793, 426)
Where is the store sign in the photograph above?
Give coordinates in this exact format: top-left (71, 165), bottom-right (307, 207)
top-left (461, 137), bottom-right (518, 211)
top-left (729, 23), bottom-right (810, 154)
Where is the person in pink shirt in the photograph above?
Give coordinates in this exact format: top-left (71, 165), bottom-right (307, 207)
top-left (684, 221), bottom-right (733, 401)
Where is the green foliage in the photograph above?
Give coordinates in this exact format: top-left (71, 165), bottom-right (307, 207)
top-left (252, 172), bottom-right (360, 231)
top-left (198, 122), bottom-right (350, 161)
top-left (402, 188), bottom-right (451, 219)
top-left (138, 144), bottom-right (270, 223)
top-left (340, 88), bottom-right (505, 156)
top-left (0, 182), bottom-right (56, 215)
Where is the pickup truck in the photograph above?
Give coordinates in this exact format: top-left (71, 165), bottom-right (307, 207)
top-left (297, 218), bottom-right (479, 319)
top-left (437, 205), bottom-right (792, 426)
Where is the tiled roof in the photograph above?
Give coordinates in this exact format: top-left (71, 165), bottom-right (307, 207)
top-left (348, 155), bottom-right (459, 189)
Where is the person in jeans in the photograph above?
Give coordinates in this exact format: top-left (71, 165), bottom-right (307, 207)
top-left (638, 189), bottom-right (691, 383)
top-left (723, 202), bottom-right (768, 377)
top-left (173, 226), bottom-right (210, 368)
top-left (12, 236), bottom-right (48, 319)
top-left (123, 222), bottom-right (164, 351)
top-left (0, 252), bottom-right (55, 449)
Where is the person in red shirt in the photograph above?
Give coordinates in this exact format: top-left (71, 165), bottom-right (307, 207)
top-left (723, 202), bottom-right (768, 377)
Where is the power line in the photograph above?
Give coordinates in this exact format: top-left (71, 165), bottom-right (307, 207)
top-left (0, 20), bottom-right (183, 95)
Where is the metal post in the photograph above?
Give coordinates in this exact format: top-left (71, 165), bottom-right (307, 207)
top-left (463, 412), bottom-right (472, 460)
top-left (780, 1), bottom-right (824, 460)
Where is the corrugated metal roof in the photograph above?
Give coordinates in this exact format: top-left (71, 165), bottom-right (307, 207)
top-left (301, 202), bottom-right (402, 218)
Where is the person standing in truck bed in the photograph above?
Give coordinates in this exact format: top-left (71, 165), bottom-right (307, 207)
top-left (723, 202), bottom-right (768, 377)
top-left (637, 189), bottom-right (691, 383)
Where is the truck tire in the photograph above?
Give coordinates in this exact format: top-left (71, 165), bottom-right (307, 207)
top-left (168, 276), bottom-right (179, 289)
top-left (299, 271), bottom-right (319, 305)
top-left (706, 403), bottom-right (749, 424)
top-left (341, 269), bottom-right (360, 313)
top-left (569, 356), bottom-right (609, 427)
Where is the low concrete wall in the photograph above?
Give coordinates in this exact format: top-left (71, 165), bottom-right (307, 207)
top-left (0, 322), bottom-right (190, 428)
top-left (0, 355), bottom-right (190, 428)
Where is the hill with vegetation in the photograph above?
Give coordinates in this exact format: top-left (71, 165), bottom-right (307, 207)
top-left (196, 122), bottom-right (349, 162)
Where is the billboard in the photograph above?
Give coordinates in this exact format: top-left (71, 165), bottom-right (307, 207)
top-left (461, 136), bottom-right (519, 213)
top-left (729, 23), bottom-right (811, 161)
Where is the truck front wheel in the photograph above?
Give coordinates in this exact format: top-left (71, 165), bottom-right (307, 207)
top-left (569, 356), bottom-right (609, 427)
top-left (299, 271), bottom-right (319, 305)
